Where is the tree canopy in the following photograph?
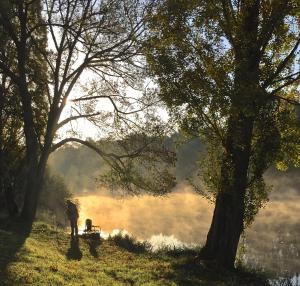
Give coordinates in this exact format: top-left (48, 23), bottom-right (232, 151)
top-left (0, 0), bottom-right (175, 222)
top-left (145, 0), bottom-right (300, 268)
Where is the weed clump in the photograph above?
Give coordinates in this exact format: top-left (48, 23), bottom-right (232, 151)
top-left (108, 231), bottom-right (151, 254)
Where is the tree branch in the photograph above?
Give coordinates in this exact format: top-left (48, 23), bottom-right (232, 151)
top-left (51, 137), bottom-right (114, 157)
top-left (55, 111), bottom-right (102, 131)
top-left (258, 1), bottom-right (289, 57)
top-left (263, 36), bottom-right (300, 88)
top-left (73, 94), bottom-right (158, 115)
top-left (269, 74), bottom-right (300, 97)
top-left (272, 94), bottom-right (300, 106)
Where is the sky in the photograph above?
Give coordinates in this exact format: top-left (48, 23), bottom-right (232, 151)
top-left (57, 85), bottom-right (169, 140)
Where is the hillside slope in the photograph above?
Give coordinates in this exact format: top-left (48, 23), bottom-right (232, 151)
top-left (0, 222), bottom-right (269, 286)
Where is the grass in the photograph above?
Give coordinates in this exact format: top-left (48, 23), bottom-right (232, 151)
top-left (0, 221), bottom-right (270, 286)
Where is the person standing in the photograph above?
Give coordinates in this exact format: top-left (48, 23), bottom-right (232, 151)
top-left (66, 200), bottom-right (79, 236)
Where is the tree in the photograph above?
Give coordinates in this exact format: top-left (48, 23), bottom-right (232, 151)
top-left (0, 0), bottom-right (175, 224)
top-left (0, 79), bottom-right (23, 216)
top-left (0, 2), bottom-right (48, 217)
top-left (145, 0), bottom-right (300, 268)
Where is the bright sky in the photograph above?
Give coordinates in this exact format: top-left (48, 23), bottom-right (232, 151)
top-left (57, 83), bottom-right (169, 140)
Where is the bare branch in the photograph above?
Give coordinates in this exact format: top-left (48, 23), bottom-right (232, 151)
top-left (72, 94), bottom-right (159, 116)
top-left (50, 136), bottom-right (158, 161)
top-left (55, 111), bottom-right (102, 131)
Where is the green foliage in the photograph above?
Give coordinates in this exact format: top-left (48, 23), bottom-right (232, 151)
top-left (0, 0), bottom-right (48, 215)
top-left (144, 0), bottom-right (300, 226)
top-left (0, 0), bottom-right (48, 143)
top-left (93, 130), bottom-right (177, 196)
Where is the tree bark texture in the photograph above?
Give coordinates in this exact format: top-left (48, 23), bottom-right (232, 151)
top-left (200, 0), bottom-right (262, 268)
top-left (200, 114), bottom-right (255, 268)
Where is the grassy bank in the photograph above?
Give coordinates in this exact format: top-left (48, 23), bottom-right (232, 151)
top-left (0, 222), bottom-right (269, 286)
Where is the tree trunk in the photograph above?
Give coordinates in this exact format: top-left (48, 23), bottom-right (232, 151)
top-left (17, 11), bottom-right (48, 223)
top-left (0, 1), bottom-right (51, 225)
top-left (18, 80), bottom-right (41, 222)
top-left (20, 166), bottom-right (40, 221)
top-left (200, 0), bottom-right (261, 269)
top-left (200, 114), bottom-right (254, 268)
top-left (20, 149), bottom-right (50, 223)
top-left (4, 185), bottom-right (19, 217)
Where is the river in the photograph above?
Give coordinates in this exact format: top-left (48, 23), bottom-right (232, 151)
top-left (76, 183), bottom-right (300, 276)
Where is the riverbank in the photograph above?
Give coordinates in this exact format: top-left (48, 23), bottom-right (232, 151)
top-left (0, 221), bottom-right (269, 286)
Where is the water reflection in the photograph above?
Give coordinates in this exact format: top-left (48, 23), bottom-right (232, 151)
top-left (76, 184), bottom-right (300, 275)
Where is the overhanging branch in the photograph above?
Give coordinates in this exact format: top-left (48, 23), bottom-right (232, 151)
top-left (55, 112), bottom-right (102, 131)
top-left (51, 137), bottom-right (114, 158)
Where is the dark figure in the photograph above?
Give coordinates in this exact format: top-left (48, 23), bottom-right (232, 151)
top-left (66, 200), bottom-right (79, 236)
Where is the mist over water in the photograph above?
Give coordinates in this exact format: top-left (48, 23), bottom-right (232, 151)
top-left (77, 182), bottom-right (300, 276)
top-left (77, 184), bottom-right (213, 244)
top-left (49, 146), bottom-right (300, 275)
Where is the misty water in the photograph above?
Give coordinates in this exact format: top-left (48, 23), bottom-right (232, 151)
top-left (76, 183), bottom-right (300, 278)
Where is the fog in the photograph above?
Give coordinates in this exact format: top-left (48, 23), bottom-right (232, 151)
top-left (76, 182), bottom-right (300, 275)
top-left (49, 145), bottom-right (300, 275)
top-left (77, 184), bottom-right (213, 243)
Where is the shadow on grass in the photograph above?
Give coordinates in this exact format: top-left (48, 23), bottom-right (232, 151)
top-left (0, 216), bottom-right (32, 286)
top-left (167, 255), bottom-right (270, 286)
top-left (66, 236), bottom-right (82, 260)
top-left (80, 232), bottom-right (102, 258)
top-left (87, 237), bottom-right (101, 258)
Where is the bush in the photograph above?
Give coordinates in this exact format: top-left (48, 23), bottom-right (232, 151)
top-left (108, 231), bottom-right (151, 254)
top-left (37, 170), bottom-right (72, 226)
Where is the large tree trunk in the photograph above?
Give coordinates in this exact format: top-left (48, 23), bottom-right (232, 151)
top-left (4, 181), bottom-right (19, 217)
top-left (200, 114), bottom-right (255, 268)
top-left (0, 1), bottom-right (50, 225)
top-left (17, 0), bottom-right (54, 224)
top-left (20, 148), bottom-right (50, 223)
top-left (200, 0), bottom-right (261, 268)
top-left (20, 165), bottom-right (41, 222)
top-left (18, 75), bottom-right (41, 223)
